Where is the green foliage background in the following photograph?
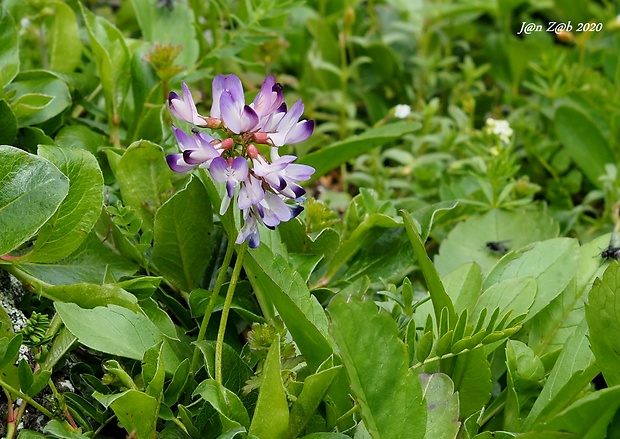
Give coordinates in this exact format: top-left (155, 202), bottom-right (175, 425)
top-left (1, 0), bottom-right (620, 438)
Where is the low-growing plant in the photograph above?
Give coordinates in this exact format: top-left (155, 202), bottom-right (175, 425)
top-left (2, 1), bottom-right (620, 438)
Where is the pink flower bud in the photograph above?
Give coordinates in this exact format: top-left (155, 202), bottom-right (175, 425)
top-left (253, 132), bottom-right (270, 144)
top-left (220, 137), bottom-right (234, 150)
top-left (246, 144), bottom-right (259, 158)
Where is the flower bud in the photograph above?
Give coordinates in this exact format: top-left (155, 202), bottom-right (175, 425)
top-left (253, 132), bottom-right (270, 144)
top-left (246, 144), bottom-right (260, 158)
top-left (220, 137), bottom-right (234, 150)
top-left (203, 116), bottom-right (222, 129)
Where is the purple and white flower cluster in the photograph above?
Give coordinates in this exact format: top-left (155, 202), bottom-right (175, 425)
top-left (166, 74), bottom-right (315, 248)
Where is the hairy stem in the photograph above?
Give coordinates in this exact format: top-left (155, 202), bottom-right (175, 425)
top-left (190, 223), bottom-right (236, 373)
top-left (215, 241), bottom-right (248, 383)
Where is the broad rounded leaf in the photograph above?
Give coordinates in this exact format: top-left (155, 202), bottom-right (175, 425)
top-left (420, 373), bottom-right (460, 439)
top-left (115, 140), bottom-right (173, 229)
top-left (0, 145), bottom-right (68, 255)
top-left (6, 71), bottom-right (71, 127)
top-left (47, 1), bottom-right (82, 73)
top-left (55, 303), bottom-right (164, 360)
top-left (435, 209), bottom-right (559, 277)
top-left (22, 145), bottom-right (104, 263)
top-left (152, 176), bottom-right (213, 292)
top-left (329, 296), bottom-right (426, 439)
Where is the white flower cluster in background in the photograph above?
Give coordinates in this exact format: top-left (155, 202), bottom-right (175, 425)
top-left (394, 104), bottom-right (412, 119)
top-left (485, 118), bottom-right (513, 143)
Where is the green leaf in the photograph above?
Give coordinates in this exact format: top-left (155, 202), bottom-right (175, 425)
top-left (401, 209), bottom-right (456, 327)
top-left (0, 334), bottom-right (22, 370)
top-left (152, 176), bottom-right (213, 292)
top-left (95, 389), bottom-right (159, 437)
top-left (130, 0), bottom-right (199, 69)
top-left (55, 125), bottom-right (106, 156)
top-left (532, 386), bottom-right (620, 438)
top-left (0, 145), bottom-right (68, 255)
top-left (244, 244), bottom-right (332, 370)
top-left (193, 379), bottom-right (250, 431)
top-left (44, 283), bottom-right (138, 310)
top-left (483, 238), bottom-right (579, 319)
top-left (47, 1), bottom-right (81, 73)
top-left (0, 7), bottom-right (19, 87)
top-left (17, 430), bottom-right (47, 439)
top-left (19, 232), bottom-right (138, 285)
top-left (42, 419), bottom-right (91, 438)
top-left (435, 209), bottom-right (559, 277)
top-left (325, 212), bottom-right (401, 282)
top-left (527, 276), bottom-right (583, 359)
top-left (586, 261), bottom-right (620, 386)
top-left (21, 145), bottom-right (104, 263)
top-left (248, 337), bottom-right (289, 439)
top-left (298, 121), bottom-right (421, 182)
top-left (55, 302), bottom-right (164, 360)
top-left (194, 341), bottom-right (253, 396)
top-left (114, 140), bottom-right (174, 229)
top-left (452, 347), bottom-right (492, 418)
top-left (329, 296), bottom-right (426, 439)
top-left (163, 358), bottom-right (190, 406)
top-left (554, 105), bottom-right (615, 188)
top-left (473, 277), bottom-right (536, 323)
top-left (420, 373), bottom-right (460, 439)
top-left (143, 342), bottom-right (166, 400)
top-left (79, 3), bottom-right (129, 128)
top-left (524, 317), bottom-right (596, 429)
top-left (40, 327), bottom-right (77, 371)
top-left (443, 262), bottom-right (482, 315)
top-left (288, 361), bottom-right (342, 438)
top-left (7, 71), bottom-right (71, 127)
top-left (0, 303), bottom-right (15, 337)
top-left (0, 100), bottom-right (17, 144)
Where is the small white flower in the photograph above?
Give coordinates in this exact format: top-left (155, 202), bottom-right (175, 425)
top-left (485, 118), bottom-right (513, 143)
top-left (394, 104), bottom-right (412, 119)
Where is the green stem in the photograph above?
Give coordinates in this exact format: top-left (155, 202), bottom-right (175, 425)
top-left (190, 225), bottom-right (236, 373)
top-left (0, 376), bottom-right (56, 419)
top-left (215, 241), bottom-right (248, 384)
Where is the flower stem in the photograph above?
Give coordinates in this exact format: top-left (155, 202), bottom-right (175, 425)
top-left (190, 229), bottom-right (236, 373)
top-left (0, 376), bottom-right (56, 420)
top-left (215, 241), bottom-right (248, 384)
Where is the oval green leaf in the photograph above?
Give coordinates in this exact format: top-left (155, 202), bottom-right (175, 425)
top-left (22, 145), bottom-right (104, 263)
top-left (0, 145), bottom-right (68, 255)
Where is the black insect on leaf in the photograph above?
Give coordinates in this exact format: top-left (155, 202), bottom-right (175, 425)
top-left (486, 241), bottom-right (510, 254)
top-left (601, 245), bottom-right (620, 260)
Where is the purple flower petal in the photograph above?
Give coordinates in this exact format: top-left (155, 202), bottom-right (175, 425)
top-left (166, 154), bottom-right (195, 173)
top-left (168, 82), bottom-right (206, 126)
top-left (285, 163), bottom-right (315, 180)
top-left (252, 76), bottom-right (284, 121)
top-left (238, 175), bottom-right (265, 210)
top-left (226, 180), bottom-right (235, 198)
top-left (284, 120), bottom-right (314, 145)
top-left (210, 74), bottom-right (226, 118)
top-left (290, 204), bottom-right (304, 219)
top-left (209, 157), bottom-right (229, 182)
top-left (259, 192), bottom-right (291, 227)
top-left (230, 157), bottom-right (249, 181)
top-left (224, 74), bottom-right (245, 105)
top-left (240, 105), bottom-right (259, 133)
top-left (219, 91), bottom-right (241, 133)
top-left (236, 209), bottom-right (261, 248)
top-left (172, 126), bottom-right (194, 151)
